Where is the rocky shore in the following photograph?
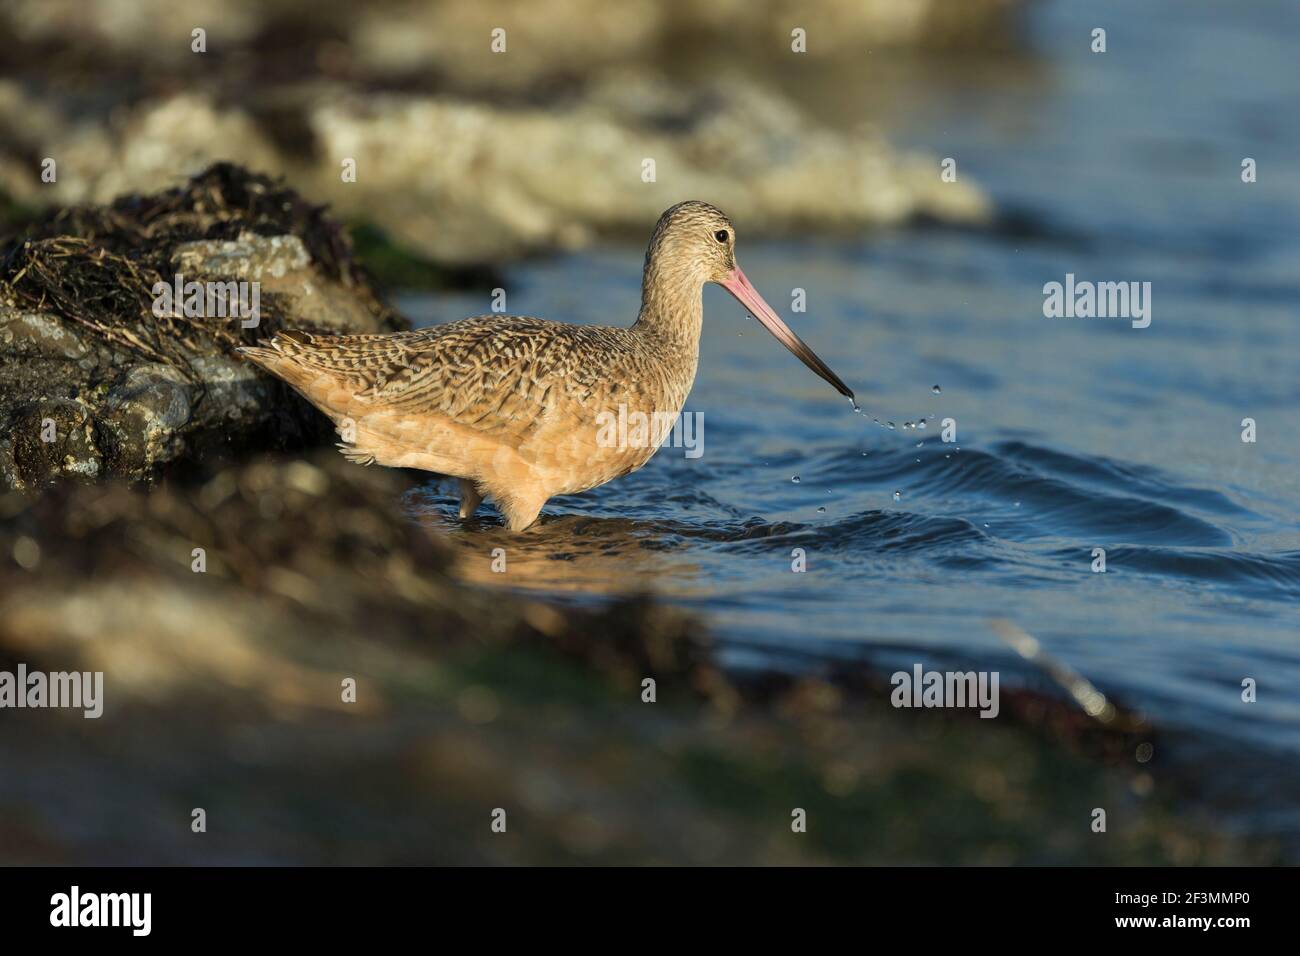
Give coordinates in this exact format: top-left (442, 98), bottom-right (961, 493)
top-left (0, 449), bottom-right (1272, 864)
top-left (0, 164), bottom-right (1285, 864)
top-left (0, 165), bottom-right (403, 490)
top-left (0, 2), bottom-right (1284, 864)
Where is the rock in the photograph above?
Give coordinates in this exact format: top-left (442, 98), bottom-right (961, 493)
top-left (1, 0), bottom-right (1023, 86)
top-left (304, 83), bottom-right (989, 264)
top-left (0, 164), bottom-right (406, 491)
top-left (348, 0), bottom-right (1025, 90)
top-left (172, 234), bottom-right (386, 330)
top-left (174, 234), bottom-right (313, 281)
top-left (100, 364), bottom-right (194, 473)
top-left (0, 75), bottom-right (990, 265)
top-left (1, 90), bottom-right (285, 209)
top-left (0, 0), bottom-right (1016, 264)
top-left (5, 396), bottom-right (102, 485)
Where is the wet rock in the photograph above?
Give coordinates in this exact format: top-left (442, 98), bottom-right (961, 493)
top-left (100, 364), bottom-right (194, 474)
top-left (1, 308), bottom-right (93, 361)
top-left (0, 164), bottom-right (406, 491)
top-left (4, 396), bottom-right (102, 487)
top-left (172, 234), bottom-right (388, 330)
top-left (174, 234), bottom-right (313, 281)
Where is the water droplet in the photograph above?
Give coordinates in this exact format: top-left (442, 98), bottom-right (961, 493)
top-left (887, 422), bottom-right (896, 430)
top-left (903, 421), bottom-right (914, 431)
top-left (932, 385), bottom-right (942, 394)
top-left (917, 419), bottom-right (927, 430)
top-left (816, 506), bottom-right (826, 514)
top-left (893, 490), bottom-right (901, 501)
top-left (791, 475), bottom-right (800, 483)
top-left (1014, 501), bottom-right (1021, 508)
top-left (916, 441), bottom-right (924, 448)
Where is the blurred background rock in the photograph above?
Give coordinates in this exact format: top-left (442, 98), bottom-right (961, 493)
top-left (0, 0), bottom-right (1007, 265)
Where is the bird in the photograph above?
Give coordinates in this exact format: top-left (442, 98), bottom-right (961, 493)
top-left (237, 201), bottom-right (854, 531)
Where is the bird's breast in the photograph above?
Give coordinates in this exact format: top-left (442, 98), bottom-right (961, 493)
top-left (521, 365), bottom-right (695, 496)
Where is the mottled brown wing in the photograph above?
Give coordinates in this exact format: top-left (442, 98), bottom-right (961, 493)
top-left (265, 318), bottom-right (623, 442)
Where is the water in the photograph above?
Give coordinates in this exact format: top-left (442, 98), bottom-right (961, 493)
top-left (400, 0), bottom-right (1300, 837)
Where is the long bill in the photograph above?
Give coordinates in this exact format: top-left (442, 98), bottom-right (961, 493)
top-left (719, 266), bottom-right (855, 401)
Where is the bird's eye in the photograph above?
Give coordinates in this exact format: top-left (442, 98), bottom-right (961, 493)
top-left (714, 229), bottom-right (729, 243)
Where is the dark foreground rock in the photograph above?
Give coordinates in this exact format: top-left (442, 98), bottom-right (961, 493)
top-left (0, 164), bottom-right (405, 491)
top-left (0, 452), bottom-right (1277, 864)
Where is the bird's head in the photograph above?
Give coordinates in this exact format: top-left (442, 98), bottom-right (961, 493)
top-left (644, 201), bottom-right (855, 402)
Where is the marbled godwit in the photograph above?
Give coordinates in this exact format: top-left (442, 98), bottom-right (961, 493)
top-left (238, 201), bottom-right (853, 530)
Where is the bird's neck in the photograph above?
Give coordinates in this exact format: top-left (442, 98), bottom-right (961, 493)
top-left (632, 256), bottom-right (705, 352)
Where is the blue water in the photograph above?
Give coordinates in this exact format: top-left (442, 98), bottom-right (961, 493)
top-left (401, 0), bottom-right (1299, 825)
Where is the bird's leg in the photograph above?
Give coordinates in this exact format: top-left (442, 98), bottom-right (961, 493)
top-left (458, 479), bottom-right (484, 519)
top-left (496, 489), bottom-right (548, 532)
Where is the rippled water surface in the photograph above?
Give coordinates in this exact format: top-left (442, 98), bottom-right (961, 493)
top-left (401, 0), bottom-right (1299, 785)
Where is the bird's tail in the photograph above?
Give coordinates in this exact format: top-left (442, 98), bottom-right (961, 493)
top-left (234, 329), bottom-right (318, 391)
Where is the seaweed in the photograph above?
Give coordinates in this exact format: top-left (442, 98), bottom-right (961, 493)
top-left (0, 163), bottom-right (400, 370)
top-left (0, 164), bottom-right (407, 490)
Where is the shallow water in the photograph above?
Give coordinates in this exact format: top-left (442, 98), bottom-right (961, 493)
top-left (400, 0), bottom-right (1299, 818)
